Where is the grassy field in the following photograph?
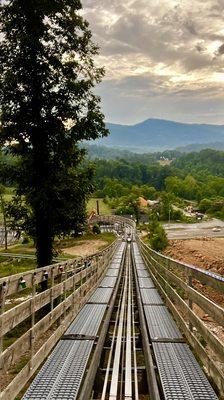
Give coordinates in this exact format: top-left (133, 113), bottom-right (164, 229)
top-left (0, 258), bottom-right (37, 278)
top-left (0, 195), bottom-right (111, 222)
top-left (87, 198), bottom-right (112, 215)
top-left (0, 242), bottom-right (35, 255)
top-left (0, 232), bottom-right (116, 278)
top-left (57, 232), bottom-right (115, 249)
top-left (0, 195), bottom-right (113, 278)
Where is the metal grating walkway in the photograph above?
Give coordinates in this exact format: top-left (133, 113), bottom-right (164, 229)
top-left (140, 288), bottom-right (163, 305)
top-left (66, 304), bottom-right (107, 336)
top-left (100, 276), bottom-right (117, 287)
top-left (23, 340), bottom-right (94, 400)
top-left (112, 257), bottom-right (122, 262)
top-left (153, 342), bottom-right (218, 400)
top-left (106, 268), bottom-right (119, 277)
top-left (135, 263), bottom-right (147, 270)
top-left (137, 269), bottom-right (150, 278)
top-left (144, 305), bottom-right (182, 341)
top-left (138, 277), bottom-right (155, 288)
top-left (110, 262), bottom-right (121, 269)
top-left (88, 287), bottom-right (113, 304)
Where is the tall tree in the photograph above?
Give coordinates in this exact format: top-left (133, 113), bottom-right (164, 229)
top-left (0, 185), bottom-right (8, 250)
top-left (0, 0), bottom-right (108, 266)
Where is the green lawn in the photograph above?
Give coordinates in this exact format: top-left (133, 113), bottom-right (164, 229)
top-left (0, 258), bottom-right (37, 278)
top-left (0, 242), bottom-right (35, 255)
top-left (0, 232), bottom-right (116, 278)
top-left (87, 198), bottom-right (112, 215)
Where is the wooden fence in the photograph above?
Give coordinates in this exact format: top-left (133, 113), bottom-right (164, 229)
top-left (0, 239), bottom-right (119, 400)
top-left (138, 238), bottom-right (224, 394)
top-left (91, 214), bottom-right (136, 230)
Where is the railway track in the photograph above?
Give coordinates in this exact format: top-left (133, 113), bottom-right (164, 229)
top-left (22, 240), bottom-right (219, 400)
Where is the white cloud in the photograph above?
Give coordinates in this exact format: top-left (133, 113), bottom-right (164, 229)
top-left (82, 0), bottom-right (224, 124)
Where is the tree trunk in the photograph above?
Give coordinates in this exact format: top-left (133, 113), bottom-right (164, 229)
top-left (0, 194), bottom-right (8, 250)
top-left (35, 216), bottom-right (53, 268)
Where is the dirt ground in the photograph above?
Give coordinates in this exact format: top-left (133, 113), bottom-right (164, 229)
top-left (164, 237), bottom-right (224, 276)
top-left (62, 239), bottom-right (109, 257)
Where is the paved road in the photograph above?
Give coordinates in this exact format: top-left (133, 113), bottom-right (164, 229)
top-left (163, 218), bottom-right (224, 239)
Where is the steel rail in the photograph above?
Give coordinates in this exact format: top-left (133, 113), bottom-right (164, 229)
top-left (109, 257), bottom-right (128, 400)
top-left (131, 263), bottom-right (139, 400)
top-left (131, 243), bottom-right (161, 400)
top-left (124, 245), bottom-right (132, 400)
top-left (101, 263), bottom-right (126, 400)
top-left (119, 282), bottom-right (127, 400)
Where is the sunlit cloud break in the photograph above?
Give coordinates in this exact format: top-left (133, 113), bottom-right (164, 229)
top-left (82, 0), bottom-right (224, 124)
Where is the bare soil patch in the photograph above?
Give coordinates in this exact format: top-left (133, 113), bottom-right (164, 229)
top-left (164, 237), bottom-right (224, 276)
top-left (62, 239), bottom-right (109, 257)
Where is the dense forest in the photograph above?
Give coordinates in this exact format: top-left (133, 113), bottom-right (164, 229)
top-left (1, 148), bottom-right (224, 223)
top-left (92, 149), bottom-right (224, 220)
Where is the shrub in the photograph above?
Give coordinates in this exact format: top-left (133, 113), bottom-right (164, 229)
top-left (148, 219), bottom-right (168, 251)
top-left (92, 223), bottom-right (101, 234)
top-left (21, 235), bottom-right (30, 244)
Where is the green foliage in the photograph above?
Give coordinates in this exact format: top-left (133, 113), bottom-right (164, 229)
top-left (92, 223), bottom-right (101, 234)
top-left (93, 159), bottom-right (174, 191)
top-left (113, 194), bottom-right (141, 223)
top-left (10, 356), bottom-right (29, 374)
top-left (165, 175), bottom-right (201, 200)
top-left (199, 336), bottom-right (207, 348)
top-left (5, 197), bottom-right (32, 238)
top-left (21, 235), bottom-right (30, 244)
top-left (1, 1), bottom-right (107, 266)
top-left (147, 192), bottom-right (184, 222)
top-left (84, 144), bottom-right (182, 162)
top-left (173, 149), bottom-right (224, 177)
top-left (198, 198), bottom-right (213, 213)
top-left (0, 258), bottom-right (37, 278)
top-left (148, 216), bottom-right (168, 251)
top-left (198, 197), bottom-right (224, 219)
top-left (92, 150), bottom-right (224, 205)
top-left (87, 198), bottom-right (112, 215)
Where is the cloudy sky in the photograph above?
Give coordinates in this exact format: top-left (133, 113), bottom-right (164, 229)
top-left (82, 0), bottom-right (224, 125)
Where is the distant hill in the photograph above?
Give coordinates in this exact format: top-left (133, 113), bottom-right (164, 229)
top-left (175, 142), bottom-right (224, 153)
top-left (83, 144), bottom-right (181, 161)
top-left (92, 119), bottom-right (224, 151)
top-left (84, 144), bottom-right (136, 160)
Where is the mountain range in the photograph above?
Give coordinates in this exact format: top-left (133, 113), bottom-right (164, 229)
top-left (93, 119), bottom-right (224, 151)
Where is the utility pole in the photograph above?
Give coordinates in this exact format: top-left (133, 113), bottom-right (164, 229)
top-left (168, 203), bottom-right (171, 225)
top-left (96, 200), bottom-right (100, 215)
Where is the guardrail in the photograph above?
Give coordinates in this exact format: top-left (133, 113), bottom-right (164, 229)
top-left (91, 214), bottom-right (136, 230)
top-left (138, 238), bottom-right (224, 394)
top-left (0, 239), bottom-right (119, 400)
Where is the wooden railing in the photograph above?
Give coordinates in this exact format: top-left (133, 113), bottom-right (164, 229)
top-left (91, 214), bottom-right (136, 230)
top-left (0, 239), bottom-right (119, 400)
top-left (138, 238), bottom-right (224, 394)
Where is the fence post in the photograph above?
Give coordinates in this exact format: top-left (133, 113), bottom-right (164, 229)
top-left (0, 281), bottom-right (7, 355)
top-left (188, 274), bottom-right (193, 332)
top-left (73, 261), bottom-right (78, 315)
top-left (50, 266), bottom-right (55, 313)
top-left (63, 266), bottom-right (68, 321)
top-left (30, 272), bottom-right (36, 370)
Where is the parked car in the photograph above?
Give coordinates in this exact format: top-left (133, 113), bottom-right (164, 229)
top-left (212, 227), bottom-right (221, 232)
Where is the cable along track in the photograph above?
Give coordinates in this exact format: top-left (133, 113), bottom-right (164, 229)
top-left (22, 240), bottom-right (219, 400)
top-left (22, 242), bottom-right (126, 400)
